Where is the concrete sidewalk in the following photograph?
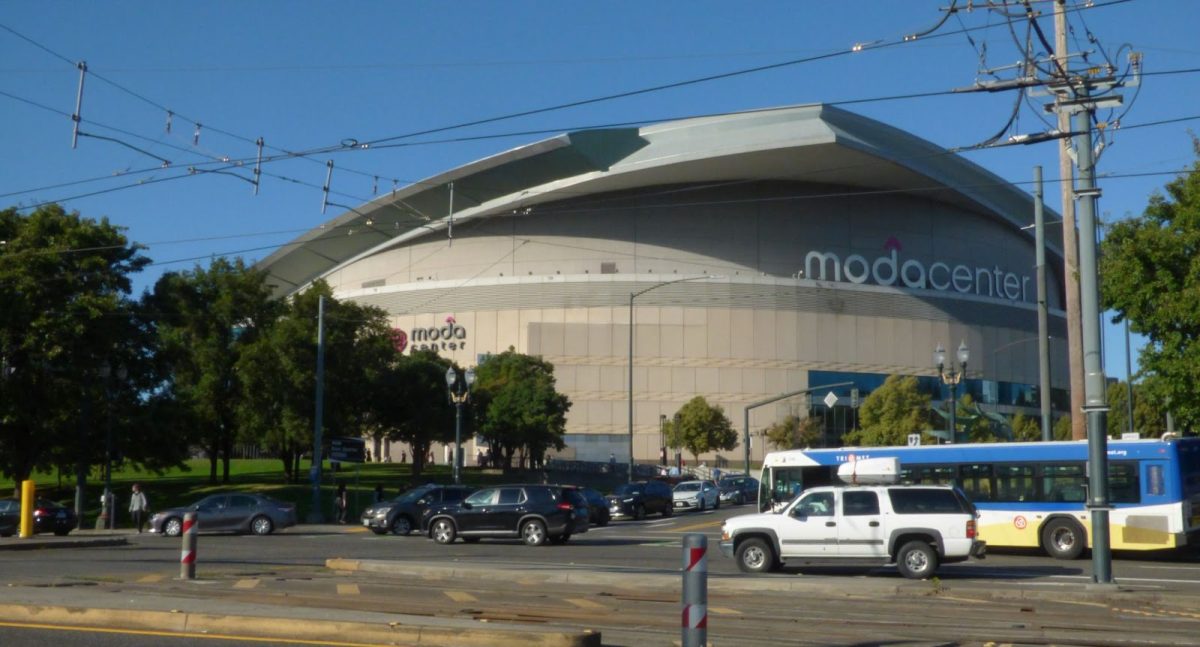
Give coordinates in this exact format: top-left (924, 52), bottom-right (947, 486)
top-left (0, 523), bottom-right (367, 550)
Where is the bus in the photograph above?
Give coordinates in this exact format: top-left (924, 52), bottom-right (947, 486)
top-left (758, 436), bottom-right (1200, 559)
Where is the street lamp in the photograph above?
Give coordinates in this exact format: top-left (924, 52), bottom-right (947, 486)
top-left (934, 341), bottom-right (969, 444)
top-left (98, 361), bottom-right (127, 530)
top-left (628, 274), bottom-right (721, 483)
top-left (445, 366), bottom-right (475, 485)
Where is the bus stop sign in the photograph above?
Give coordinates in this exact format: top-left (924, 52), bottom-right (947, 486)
top-left (329, 437), bottom-right (365, 463)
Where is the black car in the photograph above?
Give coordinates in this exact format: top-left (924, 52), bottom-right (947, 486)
top-left (579, 487), bottom-right (610, 526)
top-left (360, 484), bottom-right (474, 536)
top-left (606, 480), bottom-right (674, 520)
top-left (0, 498), bottom-right (76, 536)
top-left (718, 476), bottom-right (760, 505)
top-left (421, 484), bottom-right (590, 546)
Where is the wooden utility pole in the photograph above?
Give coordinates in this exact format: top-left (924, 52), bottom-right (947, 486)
top-left (1054, 0), bottom-right (1086, 440)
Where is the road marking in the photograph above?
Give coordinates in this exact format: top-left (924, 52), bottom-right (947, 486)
top-left (1052, 575), bottom-right (1200, 585)
top-left (136, 574), bottom-right (165, 583)
top-left (671, 519), bottom-right (722, 533)
top-left (337, 583), bottom-right (360, 596)
top-left (346, 527), bottom-right (370, 533)
top-left (710, 607), bottom-right (741, 615)
top-left (566, 598), bottom-right (606, 609)
top-left (445, 590), bottom-right (477, 603)
top-left (233, 578), bottom-right (260, 590)
top-left (0, 620), bottom-right (392, 645)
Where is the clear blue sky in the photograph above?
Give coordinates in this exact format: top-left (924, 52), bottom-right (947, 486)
top-left (3, 0), bottom-right (1198, 381)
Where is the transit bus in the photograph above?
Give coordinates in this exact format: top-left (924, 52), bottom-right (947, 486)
top-left (758, 436), bottom-right (1200, 559)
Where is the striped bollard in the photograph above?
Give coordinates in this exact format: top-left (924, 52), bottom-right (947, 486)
top-left (682, 533), bottom-right (707, 647)
top-left (180, 512), bottom-right (197, 580)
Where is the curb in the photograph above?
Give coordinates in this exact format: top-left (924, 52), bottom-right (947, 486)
top-left (0, 603), bottom-right (601, 647)
top-left (0, 537), bottom-right (128, 551)
top-left (326, 558), bottom-right (1189, 607)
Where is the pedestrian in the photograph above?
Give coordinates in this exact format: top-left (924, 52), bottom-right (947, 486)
top-left (128, 483), bottom-right (148, 533)
top-left (400, 450), bottom-right (407, 464)
top-left (335, 482), bottom-right (348, 524)
top-left (373, 484), bottom-right (384, 503)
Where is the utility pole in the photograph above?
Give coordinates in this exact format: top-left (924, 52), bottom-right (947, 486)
top-left (1034, 166), bottom-right (1053, 442)
top-left (308, 295), bottom-right (327, 523)
top-left (1054, 1), bottom-right (1086, 442)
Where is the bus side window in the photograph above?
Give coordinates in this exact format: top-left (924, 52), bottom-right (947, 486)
top-left (995, 464), bottom-right (1036, 502)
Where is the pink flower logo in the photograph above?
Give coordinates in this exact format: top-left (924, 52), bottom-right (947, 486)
top-left (445, 315), bottom-right (456, 324)
top-left (883, 236), bottom-right (903, 252)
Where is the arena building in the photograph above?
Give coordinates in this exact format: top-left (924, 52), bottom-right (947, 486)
top-left (258, 104), bottom-right (1069, 465)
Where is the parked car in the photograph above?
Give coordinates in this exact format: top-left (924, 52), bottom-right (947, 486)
top-left (673, 480), bottom-right (720, 512)
top-left (360, 484), bottom-right (474, 535)
top-left (149, 493), bottom-right (296, 537)
top-left (606, 480), bottom-right (674, 520)
top-left (579, 487), bottom-right (610, 526)
top-left (718, 476), bottom-right (759, 506)
top-left (0, 498), bottom-right (76, 536)
top-left (421, 484), bottom-right (589, 546)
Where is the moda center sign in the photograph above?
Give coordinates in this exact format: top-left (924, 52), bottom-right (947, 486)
top-left (804, 236), bottom-right (1031, 302)
top-left (393, 315), bottom-right (468, 353)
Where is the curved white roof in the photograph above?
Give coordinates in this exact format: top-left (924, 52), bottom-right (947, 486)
top-left (258, 104), bottom-right (1062, 297)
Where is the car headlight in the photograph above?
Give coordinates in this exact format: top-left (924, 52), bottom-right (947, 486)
top-left (622, 498), bottom-right (634, 503)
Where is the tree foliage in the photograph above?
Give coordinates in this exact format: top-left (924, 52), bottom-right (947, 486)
top-left (842, 375), bottom-right (931, 446)
top-left (147, 258), bottom-right (278, 483)
top-left (472, 349), bottom-right (570, 471)
top-left (1105, 379), bottom-right (1168, 438)
top-left (369, 350), bottom-right (457, 479)
top-left (1100, 140), bottom-right (1200, 431)
top-left (664, 396), bottom-right (738, 463)
top-left (1010, 412), bottom-right (1044, 441)
top-left (764, 414), bottom-right (823, 450)
top-left (0, 205), bottom-right (153, 493)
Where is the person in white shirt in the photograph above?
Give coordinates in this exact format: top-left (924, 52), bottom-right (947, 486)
top-left (128, 484), bottom-right (148, 533)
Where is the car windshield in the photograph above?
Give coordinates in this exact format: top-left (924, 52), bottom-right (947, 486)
top-left (394, 487), bottom-right (434, 504)
top-left (613, 484), bottom-right (643, 496)
top-left (675, 482), bottom-right (700, 492)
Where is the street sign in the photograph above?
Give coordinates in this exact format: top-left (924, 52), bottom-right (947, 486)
top-left (823, 391), bottom-right (838, 408)
top-left (907, 433), bottom-right (921, 447)
top-left (329, 437), bottom-right (366, 463)
top-left (850, 388), bottom-right (860, 408)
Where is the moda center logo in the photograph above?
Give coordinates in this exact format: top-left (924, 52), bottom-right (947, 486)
top-left (401, 315), bottom-right (468, 353)
top-left (804, 236), bottom-right (1031, 302)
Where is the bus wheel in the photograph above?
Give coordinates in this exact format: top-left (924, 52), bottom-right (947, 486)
top-left (1042, 518), bottom-right (1086, 560)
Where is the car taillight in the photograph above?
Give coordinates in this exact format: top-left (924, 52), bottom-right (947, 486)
top-left (966, 519), bottom-right (976, 539)
top-left (556, 502), bottom-right (573, 511)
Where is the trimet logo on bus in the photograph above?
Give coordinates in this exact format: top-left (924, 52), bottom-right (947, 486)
top-left (804, 236), bottom-right (1032, 303)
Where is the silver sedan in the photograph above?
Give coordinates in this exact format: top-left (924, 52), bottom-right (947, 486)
top-left (149, 493), bottom-right (297, 536)
top-left (672, 480), bottom-right (720, 512)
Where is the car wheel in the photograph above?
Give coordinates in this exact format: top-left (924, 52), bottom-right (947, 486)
top-left (250, 515), bottom-right (274, 536)
top-left (163, 517), bottom-right (183, 537)
top-left (736, 538), bottom-right (776, 574)
top-left (521, 519), bottom-right (548, 546)
top-left (1042, 518), bottom-right (1086, 560)
top-left (431, 518), bottom-right (456, 544)
top-left (714, 497), bottom-right (720, 510)
top-left (390, 515), bottom-right (413, 536)
top-left (633, 504), bottom-right (646, 521)
top-left (896, 540), bottom-right (939, 580)
top-left (699, 498), bottom-right (706, 512)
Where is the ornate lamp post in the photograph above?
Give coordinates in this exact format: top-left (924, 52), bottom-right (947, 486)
top-left (445, 366), bottom-right (475, 484)
top-left (934, 341), bottom-right (969, 444)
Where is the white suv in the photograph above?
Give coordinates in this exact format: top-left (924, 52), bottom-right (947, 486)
top-left (719, 484), bottom-right (985, 579)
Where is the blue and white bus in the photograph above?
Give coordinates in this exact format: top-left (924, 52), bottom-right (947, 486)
top-left (758, 436), bottom-right (1200, 559)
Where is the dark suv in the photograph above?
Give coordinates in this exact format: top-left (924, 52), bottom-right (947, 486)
top-left (606, 480), bottom-right (674, 520)
top-left (360, 484), bottom-right (474, 536)
top-left (421, 484), bottom-right (590, 546)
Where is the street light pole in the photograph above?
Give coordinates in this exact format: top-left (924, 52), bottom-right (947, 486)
top-left (98, 362), bottom-right (126, 531)
top-left (628, 275), bottom-right (720, 484)
top-left (934, 342), bottom-right (969, 444)
top-left (445, 366), bottom-right (475, 485)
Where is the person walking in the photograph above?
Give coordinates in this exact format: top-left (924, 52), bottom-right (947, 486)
top-left (128, 484), bottom-right (148, 533)
top-left (335, 482), bottom-right (348, 524)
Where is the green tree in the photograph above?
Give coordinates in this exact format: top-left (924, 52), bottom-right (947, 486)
top-left (843, 375), bottom-right (931, 446)
top-left (664, 396), bottom-right (738, 464)
top-left (1052, 414), bottom-right (1073, 441)
top-left (148, 258), bottom-right (277, 483)
top-left (1105, 379), bottom-right (1169, 438)
top-left (472, 349), bottom-right (570, 471)
top-left (764, 414), bottom-right (823, 450)
top-left (1100, 140), bottom-right (1200, 431)
top-left (370, 350), bottom-right (457, 479)
top-left (0, 204), bottom-right (152, 493)
top-left (1010, 412), bottom-right (1044, 441)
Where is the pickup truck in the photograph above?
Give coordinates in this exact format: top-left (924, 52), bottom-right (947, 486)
top-left (719, 483), bottom-right (986, 579)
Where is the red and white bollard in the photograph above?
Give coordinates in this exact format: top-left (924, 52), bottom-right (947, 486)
top-left (180, 512), bottom-right (197, 580)
top-left (682, 533), bottom-right (707, 647)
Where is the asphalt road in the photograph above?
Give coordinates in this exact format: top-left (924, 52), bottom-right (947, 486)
top-left (5, 504), bottom-right (1200, 646)
top-left (3, 503), bottom-right (1200, 587)
top-left (0, 624), bottom-right (330, 647)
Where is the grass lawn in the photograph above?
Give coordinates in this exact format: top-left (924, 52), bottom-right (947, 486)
top-left (17, 459), bottom-right (525, 527)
